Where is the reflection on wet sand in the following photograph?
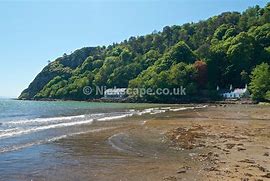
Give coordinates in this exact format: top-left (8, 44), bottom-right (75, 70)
top-left (48, 105), bottom-right (270, 180)
top-left (2, 104), bottom-right (270, 181)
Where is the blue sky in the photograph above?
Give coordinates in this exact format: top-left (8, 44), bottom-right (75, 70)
top-left (0, 0), bottom-right (268, 98)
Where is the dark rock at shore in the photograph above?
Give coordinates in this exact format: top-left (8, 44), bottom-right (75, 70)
top-left (262, 173), bottom-right (270, 178)
top-left (177, 166), bottom-right (191, 174)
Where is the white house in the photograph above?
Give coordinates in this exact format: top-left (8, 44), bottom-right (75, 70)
top-left (104, 88), bottom-right (127, 99)
top-left (221, 85), bottom-right (250, 99)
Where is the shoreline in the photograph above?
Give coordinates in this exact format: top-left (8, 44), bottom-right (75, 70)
top-left (0, 104), bottom-right (269, 180)
top-left (15, 97), bottom-right (259, 105)
top-left (34, 104), bottom-right (270, 180)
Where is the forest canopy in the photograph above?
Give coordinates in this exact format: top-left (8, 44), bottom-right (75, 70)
top-left (19, 3), bottom-right (270, 102)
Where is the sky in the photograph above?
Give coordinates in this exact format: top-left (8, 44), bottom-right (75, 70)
top-left (0, 0), bottom-right (268, 98)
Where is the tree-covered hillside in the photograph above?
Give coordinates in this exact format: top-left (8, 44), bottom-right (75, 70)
top-left (19, 3), bottom-right (270, 102)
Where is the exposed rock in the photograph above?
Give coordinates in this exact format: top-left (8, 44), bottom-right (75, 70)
top-left (239, 159), bottom-right (255, 164)
top-left (226, 143), bottom-right (236, 149)
top-left (237, 146), bottom-right (246, 151)
top-left (249, 164), bottom-right (268, 172)
top-left (204, 166), bottom-right (219, 171)
top-left (166, 126), bottom-right (205, 149)
top-left (188, 153), bottom-right (197, 157)
top-left (244, 173), bottom-right (253, 177)
top-left (163, 176), bottom-right (177, 181)
top-left (222, 149), bottom-right (230, 153)
top-left (262, 173), bottom-right (270, 178)
top-left (177, 166), bottom-right (190, 174)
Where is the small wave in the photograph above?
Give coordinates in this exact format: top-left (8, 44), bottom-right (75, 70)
top-left (160, 107), bottom-right (171, 110)
top-left (0, 142), bottom-right (40, 153)
top-left (108, 133), bottom-right (133, 152)
top-left (46, 135), bottom-right (68, 142)
top-left (169, 105), bottom-right (208, 112)
top-left (0, 119), bottom-right (94, 139)
top-left (136, 107), bottom-right (167, 115)
top-left (0, 128), bottom-right (18, 133)
top-left (169, 107), bottom-right (189, 111)
top-left (0, 127), bottom-right (116, 153)
top-left (97, 114), bottom-right (133, 121)
top-left (5, 115), bottom-right (86, 125)
top-left (136, 108), bottom-right (155, 115)
top-left (150, 109), bottom-right (166, 115)
top-left (48, 127), bottom-right (118, 142)
top-left (196, 105), bottom-right (208, 109)
top-left (108, 132), bottom-right (143, 156)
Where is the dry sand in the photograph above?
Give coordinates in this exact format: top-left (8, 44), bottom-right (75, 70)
top-left (163, 105), bottom-right (270, 181)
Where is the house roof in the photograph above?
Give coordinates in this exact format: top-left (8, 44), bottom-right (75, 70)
top-left (232, 88), bottom-right (247, 94)
top-left (104, 88), bottom-right (127, 95)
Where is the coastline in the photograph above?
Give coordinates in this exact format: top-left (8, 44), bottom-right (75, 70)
top-left (84, 104), bottom-right (270, 181)
top-left (15, 96), bottom-right (259, 105)
top-left (5, 104), bottom-right (268, 181)
top-left (2, 1), bottom-right (270, 181)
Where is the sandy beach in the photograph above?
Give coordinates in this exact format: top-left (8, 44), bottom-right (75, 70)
top-left (24, 104), bottom-right (267, 181)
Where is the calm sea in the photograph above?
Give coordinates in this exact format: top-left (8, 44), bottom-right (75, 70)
top-left (0, 99), bottom-right (170, 153)
top-left (0, 98), bottom-right (205, 180)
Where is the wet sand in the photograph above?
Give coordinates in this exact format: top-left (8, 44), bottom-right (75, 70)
top-left (14, 104), bottom-right (270, 181)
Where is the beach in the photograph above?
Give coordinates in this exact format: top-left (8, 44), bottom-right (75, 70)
top-left (0, 103), bottom-right (269, 181)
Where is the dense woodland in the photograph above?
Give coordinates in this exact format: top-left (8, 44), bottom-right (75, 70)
top-left (19, 3), bottom-right (270, 102)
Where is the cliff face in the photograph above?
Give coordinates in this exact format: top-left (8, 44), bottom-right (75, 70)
top-left (19, 47), bottom-right (102, 99)
top-left (19, 66), bottom-right (64, 100)
top-left (19, 3), bottom-right (270, 102)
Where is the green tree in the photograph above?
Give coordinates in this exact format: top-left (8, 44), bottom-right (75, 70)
top-left (249, 63), bottom-right (270, 101)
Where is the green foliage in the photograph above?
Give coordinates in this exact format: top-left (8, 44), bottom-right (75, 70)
top-left (265, 90), bottom-right (270, 101)
top-left (213, 24), bottom-right (231, 40)
top-left (249, 63), bottom-right (270, 101)
top-left (129, 60), bottom-right (198, 102)
top-left (19, 3), bottom-right (270, 103)
top-left (226, 32), bottom-right (255, 79)
top-left (249, 23), bottom-right (270, 47)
